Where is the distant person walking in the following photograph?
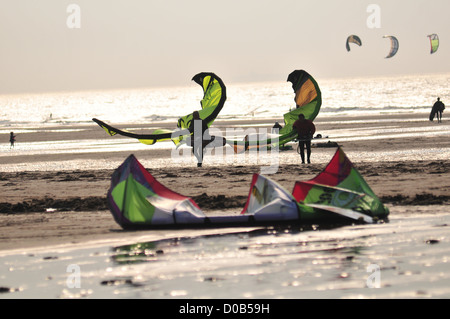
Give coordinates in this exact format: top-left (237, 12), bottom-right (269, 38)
top-left (9, 132), bottom-right (16, 148)
top-left (293, 114), bottom-right (316, 164)
top-left (430, 97), bottom-right (445, 123)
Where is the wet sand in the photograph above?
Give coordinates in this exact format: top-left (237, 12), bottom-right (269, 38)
top-left (0, 112), bottom-right (449, 252)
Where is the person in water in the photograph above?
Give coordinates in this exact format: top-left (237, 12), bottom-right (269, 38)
top-left (188, 111), bottom-right (214, 167)
top-left (293, 114), bottom-right (316, 164)
top-left (9, 132), bottom-right (16, 149)
top-left (432, 97), bottom-right (445, 123)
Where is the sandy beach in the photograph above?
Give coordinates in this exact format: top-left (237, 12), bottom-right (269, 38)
top-left (0, 112), bottom-right (449, 251)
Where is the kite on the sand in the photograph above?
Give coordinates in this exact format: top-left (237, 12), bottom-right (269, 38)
top-left (107, 147), bottom-right (389, 229)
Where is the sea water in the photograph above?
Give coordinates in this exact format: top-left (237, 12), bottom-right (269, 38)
top-left (0, 208), bottom-right (449, 299)
top-left (0, 73), bottom-right (449, 127)
top-left (1, 73), bottom-right (450, 172)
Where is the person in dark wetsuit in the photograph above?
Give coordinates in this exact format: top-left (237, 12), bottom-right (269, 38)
top-left (293, 114), bottom-right (316, 164)
top-left (188, 111), bottom-right (214, 167)
top-left (272, 121), bottom-right (283, 133)
top-left (432, 97), bottom-right (445, 123)
top-left (9, 132), bottom-right (16, 149)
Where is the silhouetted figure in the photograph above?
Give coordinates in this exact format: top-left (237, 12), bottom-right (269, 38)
top-left (431, 97), bottom-right (445, 123)
top-left (272, 121), bottom-right (283, 133)
top-left (9, 132), bottom-right (16, 149)
top-left (188, 111), bottom-right (213, 167)
top-left (293, 114), bottom-right (315, 164)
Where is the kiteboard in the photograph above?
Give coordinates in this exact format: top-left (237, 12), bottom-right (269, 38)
top-left (429, 108), bottom-right (437, 121)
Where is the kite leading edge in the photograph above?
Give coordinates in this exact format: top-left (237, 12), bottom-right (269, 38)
top-left (93, 72), bottom-right (227, 146)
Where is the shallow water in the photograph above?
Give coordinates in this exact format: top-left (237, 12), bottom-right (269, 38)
top-left (1, 207), bottom-right (449, 299)
top-left (1, 118), bottom-right (450, 172)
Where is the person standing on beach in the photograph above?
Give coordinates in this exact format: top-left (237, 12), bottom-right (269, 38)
top-left (272, 121), bottom-right (283, 133)
top-left (9, 132), bottom-right (16, 149)
top-left (188, 111), bottom-right (213, 167)
top-left (431, 98), bottom-right (445, 123)
top-left (293, 114), bottom-right (315, 164)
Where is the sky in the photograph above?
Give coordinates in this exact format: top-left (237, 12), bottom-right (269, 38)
top-left (0, 0), bottom-right (449, 94)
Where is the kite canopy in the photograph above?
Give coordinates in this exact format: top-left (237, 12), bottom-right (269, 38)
top-left (107, 154), bottom-right (205, 228)
top-left (383, 35), bottom-right (399, 58)
top-left (176, 73), bottom-right (226, 130)
top-left (93, 72), bottom-right (226, 146)
top-left (427, 34), bottom-right (439, 54)
top-left (346, 35), bottom-right (362, 52)
top-left (241, 174), bottom-right (300, 220)
top-left (279, 70), bottom-right (322, 134)
top-left (293, 147), bottom-right (389, 223)
top-left (107, 148), bottom-right (388, 229)
top-left (226, 70), bottom-right (321, 153)
top-left (107, 155), bottom-right (300, 229)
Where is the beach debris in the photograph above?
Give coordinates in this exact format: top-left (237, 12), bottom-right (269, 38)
top-left (100, 276), bottom-right (145, 288)
top-left (203, 276), bottom-right (224, 282)
top-left (106, 147), bottom-right (389, 229)
top-left (0, 286), bottom-right (21, 294)
top-left (43, 256), bottom-right (58, 260)
top-left (0, 197), bottom-right (108, 214)
top-left (0, 287), bottom-right (12, 293)
top-left (313, 141), bottom-right (339, 148)
top-left (93, 72), bottom-right (226, 147)
top-left (381, 193), bottom-right (450, 205)
top-left (100, 277), bottom-right (143, 287)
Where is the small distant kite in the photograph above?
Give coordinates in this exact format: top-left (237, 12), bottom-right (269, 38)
top-left (346, 35), bottom-right (362, 52)
top-left (383, 35), bottom-right (399, 58)
top-left (427, 34), bottom-right (439, 54)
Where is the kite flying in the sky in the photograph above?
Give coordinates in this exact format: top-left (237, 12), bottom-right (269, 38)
top-left (383, 35), bottom-right (399, 58)
top-left (346, 35), bottom-right (362, 52)
top-left (427, 34), bottom-right (439, 54)
top-left (346, 34), bottom-right (441, 57)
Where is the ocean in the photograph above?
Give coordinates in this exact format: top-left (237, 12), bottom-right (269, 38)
top-left (1, 72), bottom-right (450, 172)
top-left (1, 73), bottom-right (449, 127)
top-left (1, 208), bottom-right (450, 299)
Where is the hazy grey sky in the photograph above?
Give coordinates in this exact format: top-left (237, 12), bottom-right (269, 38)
top-left (1, 0), bottom-right (449, 93)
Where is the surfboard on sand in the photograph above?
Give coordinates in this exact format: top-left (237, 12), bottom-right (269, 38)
top-left (429, 108), bottom-right (437, 121)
